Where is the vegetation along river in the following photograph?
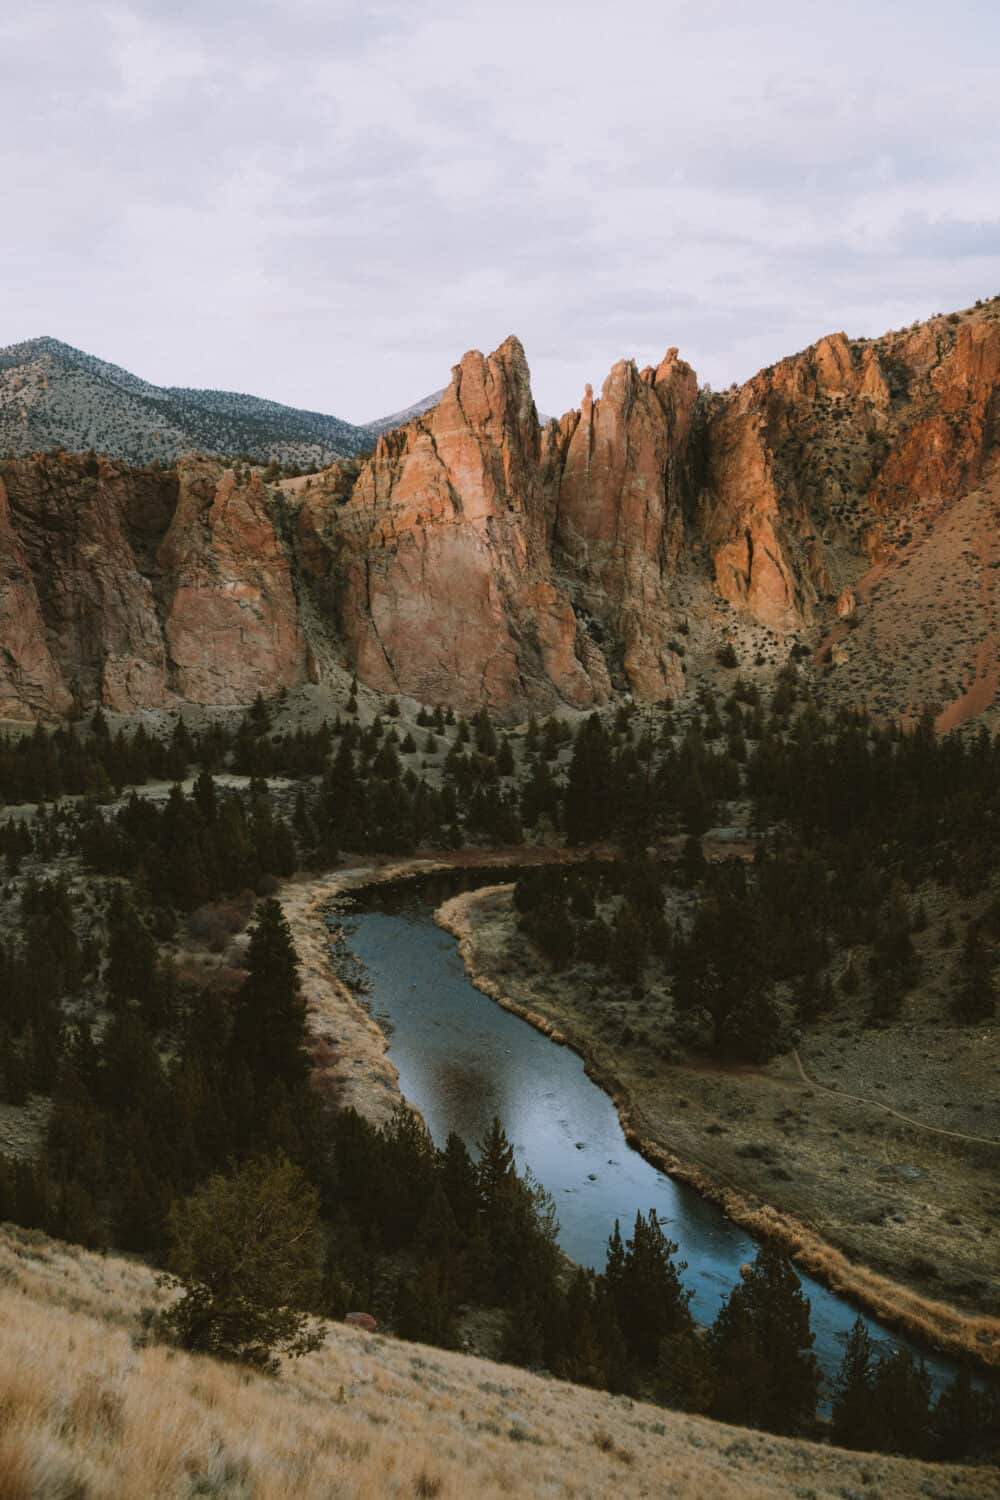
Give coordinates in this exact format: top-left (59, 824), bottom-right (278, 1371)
top-left (334, 868), bottom-right (969, 1401)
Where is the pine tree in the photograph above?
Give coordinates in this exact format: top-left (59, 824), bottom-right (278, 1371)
top-left (564, 715), bottom-right (615, 844)
top-left (476, 1117), bottom-right (516, 1217)
top-left (870, 1348), bottom-right (932, 1456)
top-left (105, 889), bottom-right (159, 1009)
top-left (608, 1209), bottom-right (693, 1369)
top-left (953, 924), bottom-right (997, 1021)
top-left (932, 1364), bottom-right (997, 1461)
top-left (439, 1131), bottom-right (479, 1234)
top-left (231, 899), bottom-right (308, 1091)
top-left (656, 1324), bottom-right (716, 1413)
top-left (831, 1316), bottom-right (879, 1450)
top-left (709, 1246), bottom-right (819, 1434)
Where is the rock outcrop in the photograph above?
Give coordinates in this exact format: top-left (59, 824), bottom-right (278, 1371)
top-left (0, 454), bottom-right (310, 718)
top-left (551, 350), bottom-right (698, 698)
top-left (1, 299), bottom-right (998, 723)
top-left (297, 337), bottom-right (606, 715)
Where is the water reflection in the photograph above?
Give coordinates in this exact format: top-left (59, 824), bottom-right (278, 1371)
top-left (339, 883), bottom-right (964, 1399)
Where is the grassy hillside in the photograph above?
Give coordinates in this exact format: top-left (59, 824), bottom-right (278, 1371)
top-left (0, 1224), bottom-right (991, 1500)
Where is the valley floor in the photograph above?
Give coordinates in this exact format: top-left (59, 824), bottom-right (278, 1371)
top-left (0, 1223), bottom-right (992, 1500)
top-left (435, 883), bottom-right (1000, 1371)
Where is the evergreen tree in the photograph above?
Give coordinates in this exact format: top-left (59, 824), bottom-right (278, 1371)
top-left (231, 899), bottom-right (309, 1091)
top-left (105, 889), bottom-right (159, 1008)
top-left (932, 1364), bottom-right (998, 1461)
top-left (953, 924), bottom-right (997, 1021)
top-left (158, 1154), bottom-right (324, 1371)
top-left (564, 716), bottom-right (615, 844)
top-left (656, 1324), bottom-right (716, 1413)
top-left (709, 1246), bottom-right (819, 1434)
top-left (607, 1209), bottom-right (693, 1369)
top-left (831, 1316), bottom-right (879, 1450)
top-left (868, 1347), bottom-right (932, 1457)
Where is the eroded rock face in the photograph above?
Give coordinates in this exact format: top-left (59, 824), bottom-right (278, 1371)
top-left (0, 455), bottom-right (176, 716)
top-left (158, 461), bottom-right (308, 705)
top-left (0, 473), bottom-right (72, 719)
top-left (300, 337), bottom-right (604, 715)
top-left (553, 350), bottom-right (698, 698)
top-left (699, 311), bottom-right (1000, 639)
top-left (0, 454), bottom-right (309, 717)
top-left (2, 303), bottom-right (998, 722)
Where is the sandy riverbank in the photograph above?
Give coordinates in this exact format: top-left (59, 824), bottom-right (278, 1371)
top-left (281, 858), bottom-right (450, 1126)
top-left (437, 884), bottom-right (1000, 1373)
top-left (281, 845), bottom-right (617, 1126)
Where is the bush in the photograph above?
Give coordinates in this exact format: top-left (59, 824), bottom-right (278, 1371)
top-left (157, 1154), bottom-right (325, 1372)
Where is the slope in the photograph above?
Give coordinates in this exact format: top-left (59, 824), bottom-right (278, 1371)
top-left (0, 1224), bottom-right (991, 1500)
top-left (0, 337), bottom-right (378, 466)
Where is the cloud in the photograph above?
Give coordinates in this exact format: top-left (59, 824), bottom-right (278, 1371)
top-left (0, 0), bottom-right (998, 419)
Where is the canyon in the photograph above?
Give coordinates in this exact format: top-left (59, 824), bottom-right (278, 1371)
top-left (2, 298), bottom-right (998, 725)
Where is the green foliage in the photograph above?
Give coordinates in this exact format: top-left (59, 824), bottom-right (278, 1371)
top-left (708, 1246), bottom-right (819, 1434)
top-left (831, 1316), bottom-right (880, 1449)
top-left (605, 1210), bottom-right (693, 1368)
top-left (158, 1154), bottom-right (325, 1371)
top-left (953, 923), bottom-right (997, 1021)
top-left (231, 899), bottom-right (309, 1092)
top-left (870, 1347), bottom-right (932, 1457)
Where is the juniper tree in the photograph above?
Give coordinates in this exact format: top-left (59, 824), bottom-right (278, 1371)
top-left (158, 1153), bottom-right (324, 1371)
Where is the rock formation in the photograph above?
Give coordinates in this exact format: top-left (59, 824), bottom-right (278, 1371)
top-left (1, 298), bottom-right (997, 723)
top-left (0, 454), bottom-right (310, 719)
top-left (551, 350), bottom-right (698, 699)
top-left (297, 337), bottom-right (605, 715)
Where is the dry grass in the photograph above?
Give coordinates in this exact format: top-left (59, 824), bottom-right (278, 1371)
top-left (0, 1225), bottom-right (993, 1500)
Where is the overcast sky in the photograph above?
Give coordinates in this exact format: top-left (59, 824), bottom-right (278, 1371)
top-left (2, 1), bottom-right (998, 422)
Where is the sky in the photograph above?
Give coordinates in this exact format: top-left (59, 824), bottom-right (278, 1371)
top-left (1, 0), bottom-right (998, 423)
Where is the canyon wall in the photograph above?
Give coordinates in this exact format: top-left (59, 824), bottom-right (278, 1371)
top-left (1, 301), bottom-right (997, 721)
top-left (0, 455), bottom-right (311, 719)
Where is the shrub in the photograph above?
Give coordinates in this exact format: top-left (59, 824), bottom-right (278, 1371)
top-left (157, 1154), bottom-right (325, 1372)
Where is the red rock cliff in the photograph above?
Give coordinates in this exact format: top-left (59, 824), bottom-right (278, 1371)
top-left (2, 300), bottom-right (997, 722)
top-left (0, 454), bottom-right (310, 719)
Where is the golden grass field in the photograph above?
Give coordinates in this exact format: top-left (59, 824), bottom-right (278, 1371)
top-left (0, 1224), bottom-right (995, 1500)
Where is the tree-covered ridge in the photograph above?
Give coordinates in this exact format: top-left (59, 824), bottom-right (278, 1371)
top-left (0, 336), bottom-right (372, 465)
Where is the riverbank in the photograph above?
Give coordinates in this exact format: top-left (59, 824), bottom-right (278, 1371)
top-left (438, 884), bottom-right (1000, 1373)
top-left (283, 846), bottom-right (614, 1126)
top-left (282, 859), bottom-right (446, 1126)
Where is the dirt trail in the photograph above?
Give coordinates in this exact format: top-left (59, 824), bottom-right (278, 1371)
top-left (792, 1047), bottom-right (999, 1148)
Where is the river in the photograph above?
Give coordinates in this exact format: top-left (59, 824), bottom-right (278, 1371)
top-left (335, 867), bottom-right (966, 1400)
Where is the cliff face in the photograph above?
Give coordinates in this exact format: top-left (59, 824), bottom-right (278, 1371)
top-left (551, 349), bottom-right (698, 699)
top-left (297, 337), bottom-right (607, 715)
top-left (1, 300), bottom-right (998, 723)
top-left (700, 313), bottom-right (1000, 627)
top-left (0, 455), bottom-right (310, 719)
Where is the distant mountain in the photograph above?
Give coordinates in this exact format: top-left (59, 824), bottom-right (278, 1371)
top-left (0, 337), bottom-right (442, 466)
top-left (362, 389), bottom-right (446, 436)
